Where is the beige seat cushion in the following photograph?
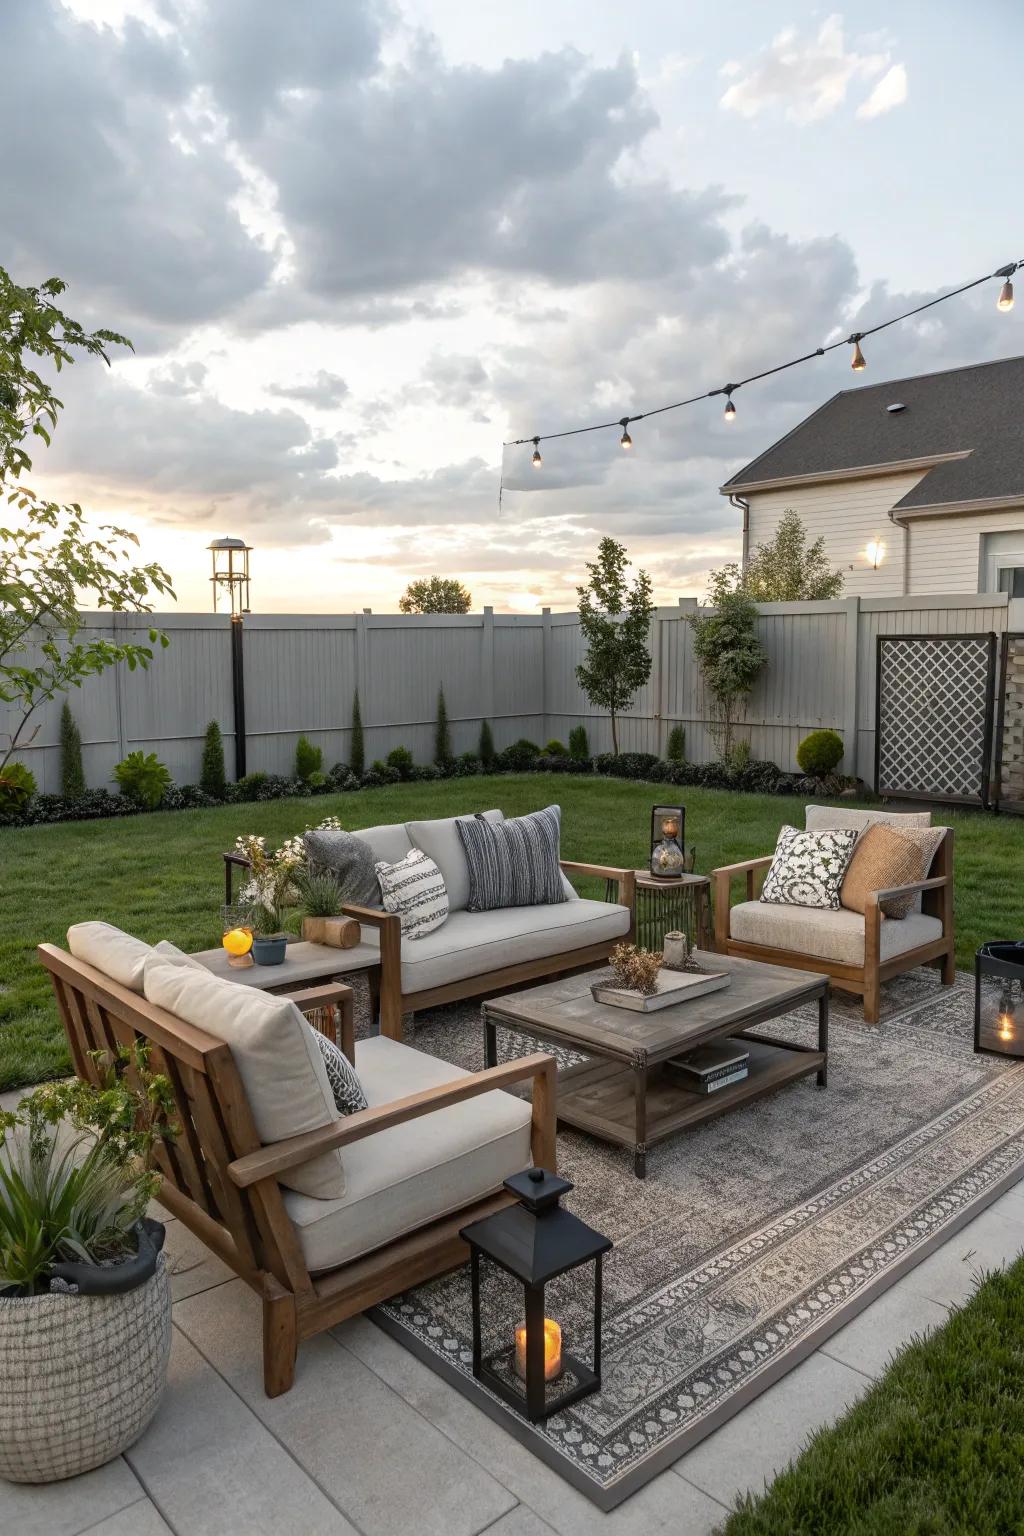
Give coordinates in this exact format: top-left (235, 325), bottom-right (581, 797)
top-left (67, 921), bottom-right (153, 992)
top-left (397, 898), bottom-right (630, 994)
top-left (729, 901), bottom-right (942, 967)
top-left (406, 810), bottom-right (504, 912)
top-left (143, 955), bottom-right (345, 1200)
top-left (840, 825), bottom-right (924, 918)
top-left (281, 1035), bottom-right (533, 1272)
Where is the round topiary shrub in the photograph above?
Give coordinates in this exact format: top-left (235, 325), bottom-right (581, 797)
top-left (796, 729), bottom-right (845, 777)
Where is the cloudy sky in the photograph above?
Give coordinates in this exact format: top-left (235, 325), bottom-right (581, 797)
top-left (4, 1), bottom-right (1021, 612)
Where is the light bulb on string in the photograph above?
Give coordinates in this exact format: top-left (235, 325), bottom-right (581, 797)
top-left (850, 335), bottom-right (866, 371)
top-left (998, 277), bottom-right (1014, 312)
top-left (531, 437), bottom-right (542, 468)
top-left (619, 418), bottom-right (633, 450)
top-left (723, 388), bottom-right (736, 422)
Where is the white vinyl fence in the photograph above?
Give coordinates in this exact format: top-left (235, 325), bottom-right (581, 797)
top-left (2, 593), bottom-right (1015, 794)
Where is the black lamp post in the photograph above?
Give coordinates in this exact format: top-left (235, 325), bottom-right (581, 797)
top-left (460, 1168), bottom-right (612, 1424)
top-left (208, 536), bottom-right (252, 778)
top-left (975, 942), bottom-right (1024, 1057)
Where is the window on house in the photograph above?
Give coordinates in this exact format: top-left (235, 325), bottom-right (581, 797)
top-left (998, 567), bottom-right (1024, 598)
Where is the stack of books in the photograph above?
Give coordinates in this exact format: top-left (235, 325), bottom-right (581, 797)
top-left (665, 1041), bottom-right (750, 1095)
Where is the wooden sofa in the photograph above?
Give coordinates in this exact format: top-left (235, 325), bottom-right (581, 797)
top-left (712, 807), bottom-right (955, 1024)
top-left (38, 942), bottom-right (557, 1397)
top-left (224, 812), bottom-right (636, 1040)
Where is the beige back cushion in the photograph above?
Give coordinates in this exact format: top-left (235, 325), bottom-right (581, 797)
top-left (840, 824), bottom-right (925, 917)
top-left (406, 810), bottom-right (503, 912)
top-left (143, 955), bottom-right (345, 1200)
top-left (352, 822), bottom-right (414, 867)
top-left (805, 805), bottom-right (932, 835)
top-left (67, 921), bottom-right (153, 993)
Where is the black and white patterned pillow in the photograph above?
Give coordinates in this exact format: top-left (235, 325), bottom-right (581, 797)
top-left (456, 804), bottom-right (567, 912)
top-left (375, 848), bottom-right (449, 939)
top-left (311, 1030), bottom-right (367, 1116)
top-left (760, 825), bottom-right (859, 910)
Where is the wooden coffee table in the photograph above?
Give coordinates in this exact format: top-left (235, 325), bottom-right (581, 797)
top-left (483, 951), bottom-right (828, 1178)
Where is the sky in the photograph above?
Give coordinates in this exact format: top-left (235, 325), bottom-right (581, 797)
top-left (3, 0), bottom-right (1022, 613)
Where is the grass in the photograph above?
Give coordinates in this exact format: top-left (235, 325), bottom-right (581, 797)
top-left (1, 774), bottom-right (1023, 1092)
top-left (720, 1257), bottom-right (1024, 1534)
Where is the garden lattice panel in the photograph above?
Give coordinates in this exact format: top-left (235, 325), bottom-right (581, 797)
top-left (875, 633), bottom-right (996, 806)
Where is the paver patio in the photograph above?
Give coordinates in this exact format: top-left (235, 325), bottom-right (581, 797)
top-left (3, 1084), bottom-right (1022, 1536)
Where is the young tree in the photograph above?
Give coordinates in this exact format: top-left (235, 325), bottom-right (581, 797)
top-left (59, 700), bottom-right (86, 799)
top-left (739, 509), bottom-right (844, 601)
top-left (349, 689), bottom-right (365, 777)
top-left (478, 718), bottom-right (496, 771)
top-left (200, 720), bottom-right (227, 798)
top-left (0, 269), bottom-right (173, 772)
top-left (434, 687), bottom-right (453, 768)
top-left (399, 577), bottom-right (472, 614)
top-left (688, 570), bottom-right (767, 761)
top-left (575, 537), bottom-right (654, 755)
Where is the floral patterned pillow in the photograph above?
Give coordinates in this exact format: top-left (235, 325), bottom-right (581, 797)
top-left (760, 825), bottom-right (859, 910)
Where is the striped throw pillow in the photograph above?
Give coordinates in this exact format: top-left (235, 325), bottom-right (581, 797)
top-left (374, 848), bottom-right (449, 939)
top-left (457, 804), bottom-right (568, 911)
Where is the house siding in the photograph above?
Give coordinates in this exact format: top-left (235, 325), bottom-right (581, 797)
top-left (744, 476), bottom-right (1024, 597)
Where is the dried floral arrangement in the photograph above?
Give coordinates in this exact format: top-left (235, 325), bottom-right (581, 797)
top-left (608, 942), bottom-right (663, 996)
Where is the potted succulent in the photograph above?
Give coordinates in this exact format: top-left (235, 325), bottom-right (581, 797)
top-left (0, 1043), bottom-right (177, 1483)
top-left (294, 870), bottom-right (361, 949)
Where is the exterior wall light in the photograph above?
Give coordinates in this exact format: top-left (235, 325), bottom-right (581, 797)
top-left (866, 539), bottom-right (885, 570)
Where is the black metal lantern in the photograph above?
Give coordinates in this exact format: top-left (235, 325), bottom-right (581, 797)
top-left (975, 943), bottom-right (1024, 1057)
top-left (460, 1168), bottom-right (612, 1423)
top-left (650, 805), bottom-right (686, 879)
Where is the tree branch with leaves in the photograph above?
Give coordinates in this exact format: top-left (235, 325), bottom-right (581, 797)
top-left (575, 537), bottom-right (654, 755)
top-left (0, 269), bottom-right (174, 774)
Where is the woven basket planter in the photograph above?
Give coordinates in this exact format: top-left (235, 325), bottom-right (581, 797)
top-left (0, 1245), bottom-right (171, 1483)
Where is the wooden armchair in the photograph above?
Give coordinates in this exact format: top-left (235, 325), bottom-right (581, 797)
top-left (711, 830), bottom-right (955, 1024)
top-left (38, 943), bottom-right (557, 1397)
top-left (224, 850), bottom-right (635, 1041)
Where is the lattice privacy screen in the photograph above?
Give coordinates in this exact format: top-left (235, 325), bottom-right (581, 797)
top-left (876, 634), bottom-right (996, 805)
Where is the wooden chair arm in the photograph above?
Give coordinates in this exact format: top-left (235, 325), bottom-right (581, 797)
top-left (227, 1051), bottom-right (558, 1188)
top-left (711, 855), bottom-right (774, 879)
top-left (222, 850), bottom-right (252, 905)
top-left (285, 983), bottom-right (353, 1012)
top-left (711, 854), bottom-right (773, 952)
top-left (864, 874), bottom-right (950, 907)
top-left (340, 903), bottom-right (395, 930)
top-left (560, 859), bottom-right (632, 881)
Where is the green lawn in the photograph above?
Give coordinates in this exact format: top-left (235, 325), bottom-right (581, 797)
top-left (721, 1257), bottom-right (1024, 1535)
top-left (2, 774), bottom-right (1023, 1092)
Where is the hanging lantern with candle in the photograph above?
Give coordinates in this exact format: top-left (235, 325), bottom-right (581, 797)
top-left (460, 1168), bottom-right (612, 1424)
top-left (975, 942), bottom-right (1024, 1057)
top-left (650, 805), bottom-right (686, 879)
top-left (221, 905), bottom-right (254, 969)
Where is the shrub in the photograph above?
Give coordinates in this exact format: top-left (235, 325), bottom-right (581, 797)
top-left (60, 702), bottom-right (86, 799)
top-left (386, 746), bottom-right (414, 780)
top-left (478, 720), bottom-right (496, 771)
top-left (568, 725), bottom-right (589, 761)
top-left (498, 738), bottom-right (541, 772)
top-left (307, 769), bottom-right (328, 789)
top-left (200, 720), bottom-right (226, 799)
top-left (233, 771), bottom-right (270, 801)
top-left (162, 784), bottom-right (216, 811)
top-left (361, 767), bottom-right (385, 788)
top-left (0, 761), bottom-right (37, 816)
top-left (434, 687), bottom-right (453, 769)
top-left (454, 750), bottom-right (480, 776)
top-left (295, 734), bottom-right (322, 782)
top-left (408, 763), bottom-right (441, 782)
top-left (796, 729), bottom-right (845, 777)
top-left (666, 724), bottom-right (686, 765)
top-left (350, 690), bottom-right (365, 778)
top-left (728, 739), bottom-right (752, 771)
top-left (544, 739), bottom-right (568, 756)
top-left (113, 751), bottom-right (171, 810)
top-left (593, 751), bottom-right (660, 780)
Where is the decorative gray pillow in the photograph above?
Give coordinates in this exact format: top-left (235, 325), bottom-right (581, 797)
top-left (760, 825), bottom-right (859, 911)
top-left (456, 804), bottom-right (567, 912)
top-left (311, 1031), bottom-right (367, 1116)
top-left (375, 849), bottom-right (450, 939)
top-left (303, 829), bottom-right (380, 909)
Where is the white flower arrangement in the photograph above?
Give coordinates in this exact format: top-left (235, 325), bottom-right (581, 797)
top-left (235, 816), bottom-right (344, 931)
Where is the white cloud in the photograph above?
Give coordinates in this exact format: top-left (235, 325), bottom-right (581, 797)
top-left (856, 63), bottom-right (908, 119)
top-left (720, 14), bottom-right (893, 125)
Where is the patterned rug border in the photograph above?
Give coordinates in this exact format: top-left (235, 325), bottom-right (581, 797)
top-left (372, 975), bottom-right (1024, 1512)
top-left (373, 1139), bottom-right (1024, 1512)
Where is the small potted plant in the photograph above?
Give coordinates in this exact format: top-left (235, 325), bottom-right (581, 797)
top-left (294, 870), bottom-right (362, 949)
top-left (0, 1043), bottom-right (177, 1483)
top-left (234, 833), bottom-right (298, 964)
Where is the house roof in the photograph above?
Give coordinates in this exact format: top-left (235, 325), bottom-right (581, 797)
top-left (720, 354), bottom-right (1024, 512)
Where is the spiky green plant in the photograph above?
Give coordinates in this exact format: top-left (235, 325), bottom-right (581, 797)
top-left (293, 869), bottom-right (344, 918)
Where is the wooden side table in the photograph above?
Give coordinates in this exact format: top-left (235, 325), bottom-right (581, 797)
top-left (603, 870), bottom-right (712, 951)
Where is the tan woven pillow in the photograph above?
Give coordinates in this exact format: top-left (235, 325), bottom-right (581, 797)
top-left (840, 824), bottom-right (924, 918)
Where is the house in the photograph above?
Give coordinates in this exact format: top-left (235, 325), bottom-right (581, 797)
top-left (720, 355), bottom-right (1024, 598)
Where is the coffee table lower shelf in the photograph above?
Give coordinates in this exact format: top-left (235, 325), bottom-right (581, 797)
top-left (554, 1035), bottom-right (826, 1173)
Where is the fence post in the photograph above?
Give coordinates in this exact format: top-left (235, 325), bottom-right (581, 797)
top-left (542, 607), bottom-right (551, 745)
top-left (481, 606), bottom-right (495, 734)
top-left (112, 612), bottom-right (128, 765)
top-left (842, 595), bottom-right (860, 779)
top-left (230, 615), bottom-right (247, 779)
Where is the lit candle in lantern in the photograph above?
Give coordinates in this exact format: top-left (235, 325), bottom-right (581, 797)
top-left (514, 1318), bottom-right (562, 1382)
top-left (999, 1012), bottom-right (1015, 1042)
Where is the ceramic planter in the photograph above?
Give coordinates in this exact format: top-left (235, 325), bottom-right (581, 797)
top-left (252, 934), bottom-right (288, 965)
top-left (0, 1219), bottom-right (171, 1483)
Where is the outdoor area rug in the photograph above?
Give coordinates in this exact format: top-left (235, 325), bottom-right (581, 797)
top-left (361, 970), bottom-right (1024, 1509)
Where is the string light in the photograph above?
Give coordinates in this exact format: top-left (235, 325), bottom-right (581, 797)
top-left (505, 255), bottom-right (1022, 464)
